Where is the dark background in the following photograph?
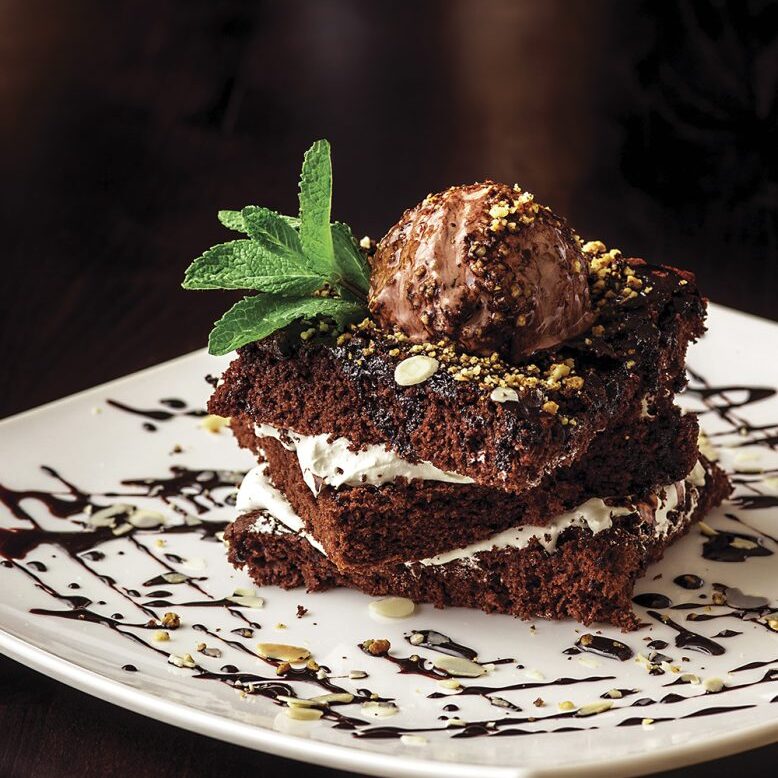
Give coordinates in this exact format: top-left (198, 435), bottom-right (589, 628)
top-left (1, 0), bottom-right (776, 775)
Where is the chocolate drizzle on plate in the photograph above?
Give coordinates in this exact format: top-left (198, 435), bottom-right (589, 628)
top-left (674, 574), bottom-right (704, 590)
top-left (107, 398), bottom-right (207, 425)
top-left (647, 611), bottom-right (726, 655)
top-left (632, 592), bottom-right (672, 609)
top-left (404, 629), bottom-right (479, 660)
top-left (575, 634), bottom-right (634, 661)
top-left (702, 529), bottom-right (773, 563)
top-left (686, 369), bottom-right (777, 450)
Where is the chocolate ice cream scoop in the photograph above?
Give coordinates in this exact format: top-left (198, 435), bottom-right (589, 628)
top-left (368, 181), bottom-right (594, 362)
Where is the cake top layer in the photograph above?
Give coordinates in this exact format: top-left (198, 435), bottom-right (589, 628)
top-left (209, 256), bottom-right (705, 493)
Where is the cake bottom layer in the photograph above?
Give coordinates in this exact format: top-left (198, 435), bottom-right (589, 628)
top-left (225, 458), bottom-right (731, 630)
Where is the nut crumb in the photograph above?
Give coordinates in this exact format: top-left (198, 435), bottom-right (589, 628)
top-left (161, 612), bottom-right (181, 630)
top-left (361, 638), bottom-right (391, 656)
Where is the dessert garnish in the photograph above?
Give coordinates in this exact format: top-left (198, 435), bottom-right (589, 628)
top-left (183, 140), bottom-right (371, 355)
top-left (183, 141), bottom-right (597, 361)
top-left (369, 181), bottom-right (594, 361)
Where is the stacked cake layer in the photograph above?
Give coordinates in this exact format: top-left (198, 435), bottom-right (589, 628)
top-left (215, 252), bottom-right (730, 628)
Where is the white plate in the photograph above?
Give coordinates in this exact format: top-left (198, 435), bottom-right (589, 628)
top-left (1, 303), bottom-right (777, 778)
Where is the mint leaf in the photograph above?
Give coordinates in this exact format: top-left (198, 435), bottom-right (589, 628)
top-left (218, 210), bottom-right (248, 233)
top-left (182, 240), bottom-right (324, 296)
top-left (208, 295), bottom-right (365, 355)
top-left (241, 206), bottom-right (306, 261)
top-left (298, 139), bottom-right (335, 274)
top-left (188, 139), bottom-right (371, 351)
top-left (219, 209), bottom-right (300, 234)
top-left (331, 221), bottom-right (371, 296)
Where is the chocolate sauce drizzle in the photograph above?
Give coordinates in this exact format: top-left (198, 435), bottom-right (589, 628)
top-left (647, 611), bottom-right (726, 656)
top-left (574, 634), bottom-right (634, 662)
top-left (107, 398), bottom-right (207, 425)
top-left (633, 592), bottom-right (672, 609)
top-left (686, 369), bottom-right (777, 450)
top-left (404, 629), bottom-right (479, 660)
top-left (674, 573), bottom-right (704, 590)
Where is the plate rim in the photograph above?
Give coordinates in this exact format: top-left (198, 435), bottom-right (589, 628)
top-left (2, 301), bottom-right (778, 776)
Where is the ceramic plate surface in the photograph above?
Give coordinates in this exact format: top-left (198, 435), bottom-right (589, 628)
top-left (1, 303), bottom-right (777, 778)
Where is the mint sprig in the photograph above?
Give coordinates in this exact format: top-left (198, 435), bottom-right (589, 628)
top-left (183, 140), bottom-right (371, 355)
top-left (298, 139), bottom-right (336, 275)
top-left (208, 295), bottom-right (365, 356)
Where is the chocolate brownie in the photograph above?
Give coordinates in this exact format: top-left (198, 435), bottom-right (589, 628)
top-left (209, 258), bottom-right (705, 495)
top-left (229, 401), bottom-right (700, 570)
top-left (226, 457), bottom-right (730, 630)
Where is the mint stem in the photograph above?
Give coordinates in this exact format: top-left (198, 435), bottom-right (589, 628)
top-left (337, 276), bottom-right (368, 305)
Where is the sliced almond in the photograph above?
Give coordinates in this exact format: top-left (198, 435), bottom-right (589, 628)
top-left (276, 695), bottom-right (321, 708)
top-left (433, 656), bottom-right (485, 678)
top-left (200, 414), bottom-right (231, 433)
top-left (257, 643), bottom-right (310, 663)
top-left (228, 593), bottom-right (265, 609)
top-left (89, 504), bottom-right (133, 528)
top-left (490, 387), bottom-right (519, 403)
top-left (369, 597), bottom-right (416, 619)
top-left (361, 701), bottom-right (399, 718)
top-left (309, 692), bottom-right (354, 705)
top-left (394, 355), bottom-right (439, 386)
top-left (161, 572), bottom-right (189, 584)
top-left (168, 653), bottom-right (196, 669)
top-left (576, 700), bottom-right (613, 717)
top-left (284, 706), bottom-right (323, 721)
top-left (703, 677), bottom-right (725, 693)
top-left (400, 734), bottom-right (428, 746)
top-left (128, 509), bottom-right (166, 529)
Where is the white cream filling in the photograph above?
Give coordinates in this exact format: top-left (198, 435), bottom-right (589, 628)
top-left (236, 459), bottom-right (705, 567)
top-left (255, 423), bottom-right (474, 495)
top-left (419, 470), bottom-right (700, 566)
top-left (236, 463), bottom-right (326, 554)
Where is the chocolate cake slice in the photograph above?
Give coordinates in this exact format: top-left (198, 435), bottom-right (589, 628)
top-left (184, 145), bottom-right (729, 630)
top-left (229, 401), bottom-right (700, 570)
top-left (225, 456), bottom-right (730, 630)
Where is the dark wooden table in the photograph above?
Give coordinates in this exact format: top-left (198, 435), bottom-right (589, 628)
top-left (1, 1), bottom-right (775, 775)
